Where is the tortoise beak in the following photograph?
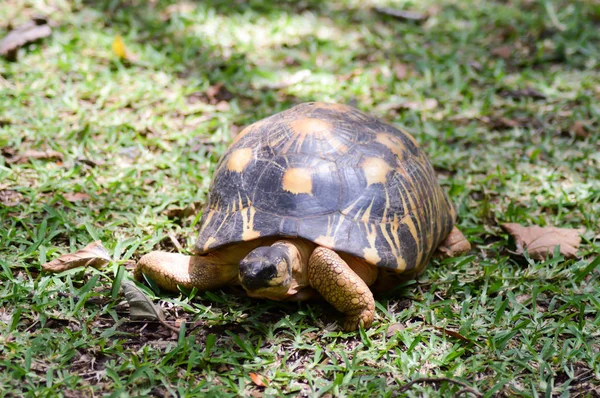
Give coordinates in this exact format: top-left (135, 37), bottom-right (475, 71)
top-left (239, 246), bottom-right (291, 292)
top-left (239, 260), bottom-right (277, 290)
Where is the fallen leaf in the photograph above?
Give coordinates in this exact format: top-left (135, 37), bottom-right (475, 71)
top-left (162, 201), bottom-right (202, 219)
top-left (63, 192), bottom-right (91, 202)
top-left (374, 7), bottom-right (428, 22)
top-left (76, 157), bottom-right (105, 167)
top-left (257, 69), bottom-right (311, 90)
top-left (570, 121), bottom-right (588, 138)
top-left (163, 1), bottom-right (197, 19)
top-left (501, 223), bottom-right (584, 260)
top-left (436, 227), bottom-right (471, 258)
top-left (229, 124), bottom-right (242, 140)
top-left (207, 83), bottom-right (233, 102)
top-left (167, 231), bottom-right (183, 251)
top-left (41, 241), bottom-right (111, 273)
top-left (0, 17), bottom-right (52, 61)
top-left (491, 45), bottom-right (512, 59)
top-left (7, 149), bottom-right (63, 164)
top-left (123, 260), bottom-right (137, 271)
top-left (432, 326), bottom-right (471, 342)
top-left (1, 146), bottom-right (16, 158)
top-left (471, 116), bottom-right (537, 130)
top-left (112, 35), bottom-right (138, 62)
top-left (187, 83), bottom-right (233, 105)
top-left (499, 88), bottom-right (546, 100)
top-left (215, 101), bottom-right (231, 112)
top-left (468, 60), bottom-right (483, 71)
top-left (386, 322), bottom-right (405, 337)
top-left (249, 372), bottom-right (269, 387)
top-left (492, 117), bottom-right (519, 128)
top-left (340, 68), bottom-right (363, 81)
top-left (217, 364), bottom-right (229, 373)
top-left (0, 189), bottom-right (23, 206)
top-left (393, 63), bottom-right (408, 80)
top-left (399, 98), bottom-right (438, 111)
top-left (121, 280), bottom-right (164, 321)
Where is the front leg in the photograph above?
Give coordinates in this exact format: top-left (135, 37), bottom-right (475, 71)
top-left (308, 247), bottom-right (375, 331)
top-left (135, 251), bottom-right (238, 292)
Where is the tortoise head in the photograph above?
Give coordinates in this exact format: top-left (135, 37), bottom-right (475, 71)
top-left (239, 244), bottom-right (293, 298)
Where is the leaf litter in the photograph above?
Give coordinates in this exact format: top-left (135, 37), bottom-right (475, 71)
top-left (0, 189), bottom-right (23, 206)
top-left (374, 7), bottom-right (429, 22)
top-left (0, 16), bottom-right (52, 61)
top-left (121, 281), bottom-right (180, 333)
top-left (41, 241), bottom-right (111, 273)
top-left (501, 223), bottom-right (584, 260)
top-left (62, 192), bottom-right (91, 202)
top-left (4, 149), bottom-right (64, 164)
top-left (249, 372), bottom-right (269, 387)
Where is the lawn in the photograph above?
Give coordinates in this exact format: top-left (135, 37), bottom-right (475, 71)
top-left (1, 0), bottom-right (599, 396)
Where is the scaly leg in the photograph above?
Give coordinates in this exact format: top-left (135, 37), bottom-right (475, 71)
top-left (135, 251), bottom-right (238, 292)
top-left (308, 247), bottom-right (375, 331)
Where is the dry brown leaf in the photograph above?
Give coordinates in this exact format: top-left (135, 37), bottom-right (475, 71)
top-left (394, 63), bottom-right (408, 80)
top-left (386, 322), bottom-right (405, 337)
top-left (162, 201), bottom-right (202, 219)
top-left (217, 364), bottom-right (229, 373)
top-left (0, 17), bottom-right (52, 61)
top-left (63, 192), bottom-right (91, 202)
top-left (374, 7), bottom-right (428, 22)
top-left (570, 121), bottom-right (589, 138)
top-left (8, 149), bottom-right (63, 164)
top-left (121, 281), bottom-right (164, 321)
top-left (390, 98), bottom-right (438, 112)
top-left (206, 83), bottom-right (234, 103)
top-left (493, 117), bottom-right (519, 128)
top-left (501, 223), bottom-right (583, 260)
top-left (249, 372), bottom-right (269, 387)
top-left (187, 83), bottom-right (233, 105)
top-left (167, 231), bottom-right (183, 251)
top-left (76, 157), bottom-right (105, 168)
top-left (432, 326), bottom-right (471, 342)
top-left (123, 260), bottom-right (136, 271)
top-left (0, 189), bottom-right (23, 206)
top-left (229, 124), bottom-right (242, 140)
top-left (499, 88), bottom-right (546, 100)
top-left (491, 45), bottom-right (512, 59)
top-left (163, 1), bottom-right (197, 19)
top-left (215, 101), bottom-right (231, 112)
top-left (41, 241), bottom-right (111, 273)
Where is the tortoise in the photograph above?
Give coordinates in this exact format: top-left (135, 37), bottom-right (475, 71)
top-left (136, 102), bottom-right (470, 330)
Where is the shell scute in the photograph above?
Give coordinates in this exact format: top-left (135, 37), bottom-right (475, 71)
top-left (197, 102), bottom-right (455, 272)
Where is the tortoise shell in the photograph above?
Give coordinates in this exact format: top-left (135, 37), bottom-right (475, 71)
top-left (195, 102), bottom-right (456, 273)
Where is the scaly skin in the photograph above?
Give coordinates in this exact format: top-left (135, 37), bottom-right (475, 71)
top-left (308, 247), bottom-right (375, 331)
top-left (135, 251), bottom-right (238, 292)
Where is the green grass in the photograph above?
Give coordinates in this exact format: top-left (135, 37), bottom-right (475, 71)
top-left (1, 0), bottom-right (599, 396)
